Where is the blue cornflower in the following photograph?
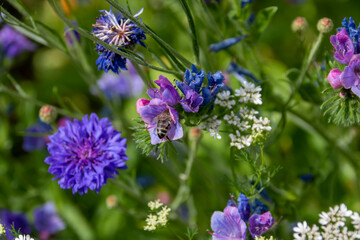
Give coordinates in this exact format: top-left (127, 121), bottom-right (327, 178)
top-left (45, 113), bottom-right (128, 195)
top-left (23, 121), bottom-right (52, 152)
top-left (33, 202), bottom-right (65, 239)
top-left (1, 209), bottom-right (32, 240)
top-left (91, 9), bottom-right (146, 74)
top-left (209, 35), bottom-right (248, 52)
top-left (338, 17), bottom-right (360, 53)
top-left (0, 24), bottom-right (36, 58)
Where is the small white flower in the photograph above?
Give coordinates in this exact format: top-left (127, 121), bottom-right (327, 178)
top-left (235, 82), bottom-right (263, 105)
top-left (15, 235), bottom-right (34, 240)
top-left (0, 224), bottom-right (4, 235)
top-left (293, 221), bottom-right (311, 235)
top-left (148, 199), bottom-right (163, 210)
top-left (351, 212), bottom-right (360, 230)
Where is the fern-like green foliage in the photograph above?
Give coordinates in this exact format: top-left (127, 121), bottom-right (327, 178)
top-left (130, 118), bottom-right (176, 162)
top-left (321, 88), bottom-right (360, 126)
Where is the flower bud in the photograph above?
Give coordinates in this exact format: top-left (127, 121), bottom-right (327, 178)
top-left (189, 127), bottom-right (202, 141)
top-left (327, 69), bottom-right (343, 90)
top-left (317, 17), bottom-right (333, 33)
top-left (106, 195), bottom-right (118, 209)
top-left (291, 17), bottom-right (308, 33)
top-left (39, 105), bottom-right (57, 124)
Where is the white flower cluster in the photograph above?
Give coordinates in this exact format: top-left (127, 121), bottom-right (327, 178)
top-left (0, 224), bottom-right (4, 235)
top-left (255, 236), bottom-right (274, 240)
top-left (199, 116), bottom-right (222, 139)
top-left (225, 107), bottom-right (271, 150)
top-left (293, 203), bottom-right (360, 240)
top-left (144, 199), bottom-right (171, 231)
top-left (215, 91), bottom-right (236, 109)
top-left (235, 81), bottom-right (262, 105)
top-left (15, 235), bottom-right (34, 240)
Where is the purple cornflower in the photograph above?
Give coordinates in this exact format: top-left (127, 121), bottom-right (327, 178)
top-left (248, 211), bottom-right (275, 238)
top-left (1, 209), bottom-right (32, 240)
top-left (0, 24), bottom-right (36, 58)
top-left (96, 61), bottom-right (144, 99)
top-left (330, 29), bottom-right (354, 64)
top-left (210, 206), bottom-right (247, 240)
top-left (44, 113), bottom-right (128, 195)
top-left (23, 121), bottom-right (52, 152)
top-left (91, 9), bottom-right (146, 74)
top-left (137, 76), bottom-right (183, 144)
top-left (209, 35), bottom-right (248, 52)
top-left (33, 202), bottom-right (65, 240)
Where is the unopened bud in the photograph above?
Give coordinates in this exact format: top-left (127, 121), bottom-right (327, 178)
top-left (339, 89), bottom-right (347, 98)
top-left (317, 17), bottom-right (333, 33)
top-left (189, 127), bottom-right (202, 141)
top-left (39, 105), bottom-right (57, 124)
top-left (106, 195), bottom-right (118, 209)
top-left (291, 17), bottom-right (308, 33)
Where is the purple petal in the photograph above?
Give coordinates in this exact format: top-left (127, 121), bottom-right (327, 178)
top-left (327, 68), bottom-right (343, 89)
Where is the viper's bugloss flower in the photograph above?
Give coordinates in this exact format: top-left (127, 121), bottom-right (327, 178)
top-left (0, 25), bottom-right (36, 58)
top-left (176, 65), bottom-right (225, 108)
top-left (237, 194), bottom-right (251, 222)
top-left (209, 35), bottom-right (248, 52)
top-left (137, 98), bottom-right (183, 145)
top-left (340, 54), bottom-right (360, 96)
top-left (137, 76), bottom-right (183, 144)
top-left (202, 71), bottom-right (225, 105)
top-left (339, 17), bottom-right (360, 49)
top-left (210, 206), bottom-right (247, 240)
top-left (44, 113), bottom-right (128, 195)
top-left (23, 122), bottom-right (52, 152)
top-left (179, 84), bottom-right (204, 113)
top-left (92, 9), bottom-right (146, 73)
top-left (251, 199), bottom-right (269, 215)
top-left (327, 68), bottom-right (343, 90)
top-left (330, 29), bottom-right (354, 64)
top-left (33, 202), bottom-right (65, 239)
top-left (249, 212), bottom-right (275, 238)
top-left (1, 209), bottom-right (32, 240)
top-left (97, 62), bottom-right (144, 99)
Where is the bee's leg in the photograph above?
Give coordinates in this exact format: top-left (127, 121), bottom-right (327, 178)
top-left (166, 136), bottom-right (172, 142)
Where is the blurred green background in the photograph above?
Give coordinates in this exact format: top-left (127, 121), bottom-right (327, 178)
top-left (1, 0), bottom-right (360, 239)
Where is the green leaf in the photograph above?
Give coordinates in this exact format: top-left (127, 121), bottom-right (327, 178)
top-left (178, 0), bottom-right (200, 64)
top-left (252, 6), bottom-right (278, 36)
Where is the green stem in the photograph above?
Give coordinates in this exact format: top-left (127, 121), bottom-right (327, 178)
top-left (251, 146), bottom-right (264, 193)
top-left (230, 147), bottom-right (237, 183)
top-left (284, 33), bottom-right (324, 107)
top-left (171, 139), bottom-right (199, 210)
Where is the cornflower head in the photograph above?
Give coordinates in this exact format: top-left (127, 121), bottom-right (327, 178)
top-left (33, 202), bottom-right (65, 238)
top-left (0, 24), bottom-right (36, 58)
top-left (144, 200), bottom-right (171, 231)
top-left (293, 203), bottom-right (360, 240)
top-left (95, 61), bottom-right (144, 99)
top-left (91, 9), bottom-right (146, 73)
top-left (45, 113), bottom-right (128, 195)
